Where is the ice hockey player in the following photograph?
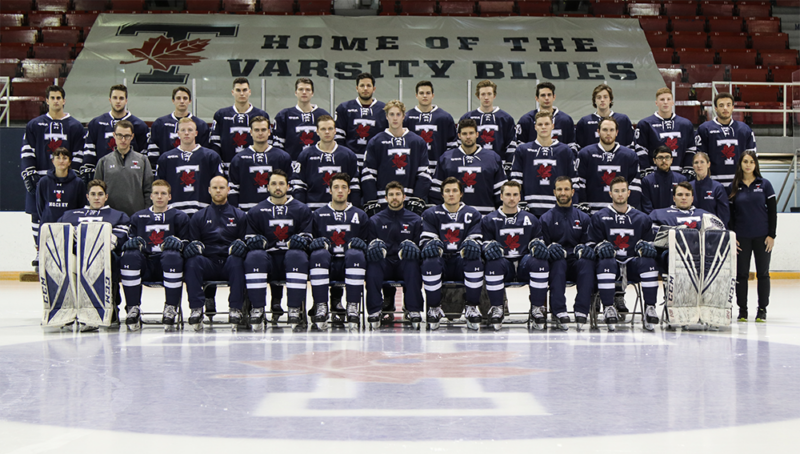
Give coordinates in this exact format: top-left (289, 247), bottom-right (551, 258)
top-left (515, 82), bottom-right (577, 155)
top-left (147, 86), bottom-right (210, 169)
top-left (575, 84), bottom-right (635, 150)
top-left (640, 145), bottom-right (687, 214)
top-left (403, 80), bottom-right (457, 171)
top-left (335, 73), bottom-right (388, 167)
top-left (459, 80), bottom-right (517, 173)
top-left (272, 78), bottom-right (331, 167)
top-left (635, 87), bottom-right (696, 177)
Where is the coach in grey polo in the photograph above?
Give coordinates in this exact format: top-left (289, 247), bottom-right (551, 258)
top-left (95, 119), bottom-right (153, 216)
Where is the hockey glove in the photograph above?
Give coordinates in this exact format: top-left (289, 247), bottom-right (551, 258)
top-left (309, 237), bottom-right (332, 251)
top-left (405, 197), bottom-right (427, 216)
top-left (484, 241), bottom-right (504, 261)
top-left (574, 244), bottom-right (596, 261)
top-left (635, 240), bottom-right (657, 259)
top-left (548, 243), bottom-right (567, 262)
top-left (363, 200), bottom-right (382, 217)
top-left (460, 239), bottom-right (482, 261)
top-left (366, 239), bottom-right (387, 262)
top-left (422, 239), bottom-right (444, 259)
top-left (517, 201), bottom-right (531, 213)
top-left (288, 234), bottom-right (310, 251)
top-left (347, 237), bottom-right (368, 251)
top-left (246, 234), bottom-right (268, 251)
top-left (529, 238), bottom-right (549, 260)
top-left (638, 168), bottom-right (654, 180)
top-left (79, 165), bottom-right (95, 184)
top-left (681, 168), bottom-right (697, 181)
top-left (22, 168), bottom-right (40, 194)
top-left (398, 239), bottom-right (421, 261)
top-left (575, 203), bottom-right (592, 214)
top-left (122, 236), bottom-right (146, 252)
top-left (503, 161), bottom-right (513, 176)
top-left (162, 236), bottom-right (184, 252)
top-left (183, 241), bottom-right (205, 259)
top-left (595, 240), bottom-right (616, 259)
top-left (228, 239), bottom-right (248, 258)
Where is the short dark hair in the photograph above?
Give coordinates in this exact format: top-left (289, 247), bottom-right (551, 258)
top-left (356, 72), bottom-right (375, 86)
top-left (441, 176), bottom-right (463, 193)
top-left (673, 181), bottom-right (693, 196)
top-left (87, 179), bottom-right (107, 193)
top-left (114, 120), bottom-right (134, 133)
top-left (554, 175), bottom-right (572, 186)
top-left (51, 146), bottom-right (71, 160)
top-left (109, 84), bottom-right (127, 98)
top-left (714, 92), bottom-right (734, 107)
top-left (172, 86), bottom-right (191, 100)
top-left (232, 77), bottom-right (249, 88)
top-left (609, 176), bottom-right (628, 191)
top-left (385, 181), bottom-right (404, 193)
top-left (316, 114), bottom-right (334, 127)
top-left (652, 145), bottom-right (672, 160)
top-left (457, 118), bottom-right (477, 134)
top-left (46, 85), bottom-right (65, 98)
top-left (597, 116), bottom-right (618, 131)
top-left (329, 172), bottom-right (350, 187)
top-left (295, 77), bottom-right (314, 91)
top-left (415, 80), bottom-right (433, 94)
top-left (592, 84), bottom-right (613, 109)
top-left (501, 180), bottom-right (522, 194)
top-left (536, 82), bottom-right (556, 98)
top-left (250, 115), bottom-right (270, 128)
top-left (269, 169), bottom-right (289, 183)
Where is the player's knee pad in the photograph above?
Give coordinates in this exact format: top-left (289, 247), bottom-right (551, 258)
top-left (160, 250), bottom-right (183, 270)
top-left (285, 249), bottom-right (309, 271)
top-left (343, 248), bottom-right (365, 268)
top-left (310, 248), bottom-right (332, 268)
top-left (244, 249), bottom-right (269, 273)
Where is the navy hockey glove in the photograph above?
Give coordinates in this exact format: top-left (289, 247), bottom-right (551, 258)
top-left (503, 161), bottom-right (512, 176)
top-left (22, 168), bottom-right (40, 194)
top-left (574, 244), bottom-right (596, 261)
top-left (183, 241), bottom-right (205, 259)
top-left (309, 237), bottom-right (332, 251)
top-left (548, 243), bottom-right (567, 262)
top-left (405, 197), bottom-right (427, 216)
top-left (484, 241), bottom-right (504, 261)
top-left (347, 237), bottom-right (367, 251)
top-left (246, 234), bottom-right (267, 251)
top-left (638, 168), bottom-right (654, 180)
top-left (575, 203), bottom-right (592, 214)
top-left (529, 238), bottom-right (549, 260)
top-left (595, 240), bottom-right (616, 259)
top-left (363, 200), bottom-right (382, 217)
top-left (635, 240), bottom-right (657, 259)
top-left (422, 239), bottom-right (444, 259)
top-left (79, 165), bottom-right (95, 184)
top-left (288, 234), bottom-right (310, 251)
top-left (460, 239), bottom-right (481, 260)
top-left (398, 239), bottom-right (421, 261)
top-left (516, 201), bottom-right (532, 213)
top-left (228, 239), bottom-right (248, 258)
top-left (162, 236), bottom-right (184, 252)
top-left (681, 168), bottom-right (697, 181)
top-left (122, 236), bottom-right (146, 252)
top-left (366, 239), bottom-right (387, 262)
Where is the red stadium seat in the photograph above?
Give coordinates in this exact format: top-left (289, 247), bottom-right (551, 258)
top-left (1, 27), bottom-right (39, 44)
top-left (0, 43), bottom-right (30, 59)
top-left (693, 85), bottom-right (715, 102)
top-left (699, 1), bottom-right (733, 16)
top-left (590, 0), bottom-right (626, 16)
top-left (708, 32), bottom-right (748, 49)
top-left (21, 58), bottom-right (63, 78)
top-left (628, 1), bottom-right (662, 16)
top-left (638, 16), bottom-right (669, 31)
top-left (645, 30), bottom-right (669, 47)
top-left (674, 82), bottom-right (693, 100)
top-left (672, 31), bottom-right (707, 48)
top-left (74, 0), bottom-right (109, 10)
top-left (651, 48), bottom-right (676, 64)
top-left (31, 43), bottom-right (72, 59)
top-left (0, 58), bottom-right (21, 77)
top-left (745, 17), bottom-right (781, 34)
top-left (737, 84), bottom-right (782, 102)
top-left (65, 12), bottom-right (99, 27)
top-left (260, 0), bottom-right (295, 14)
top-left (184, 0), bottom-right (221, 11)
top-left (675, 102), bottom-right (703, 124)
top-left (769, 65), bottom-right (799, 82)
top-left (28, 12), bottom-right (63, 27)
top-left (296, 1), bottom-right (331, 14)
top-left (440, 2), bottom-right (476, 15)
top-left (658, 65), bottom-right (685, 84)
top-left (8, 96), bottom-right (46, 121)
top-left (730, 66), bottom-right (768, 82)
top-left (517, 2), bottom-right (552, 15)
top-left (222, 0), bottom-right (256, 12)
top-left (748, 102), bottom-right (786, 125)
top-left (0, 13), bottom-right (26, 27)
top-left (750, 33), bottom-right (789, 51)
top-left (707, 16), bottom-right (742, 33)
top-left (110, 0), bottom-right (146, 9)
top-left (684, 64), bottom-right (727, 83)
top-left (41, 27), bottom-right (82, 44)
top-left (663, 1), bottom-right (698, 16)
top-left (397, 1), bottom-right (435, 14)
top-left (736, 2), bottom-right (770, 17)
top-left (35, 0), bottom-right (70, 12)
top-left (479, 1), bottom-right (514, 15)
top-left (670, 16), bottom-right (706, 32)
top-left (675, 48), bottom-right (715, 64)
top-left (719, 48), bottom-right (758, 65)
top-left (760, 50), bottom-right (799, 66)
top-left (10, 78), bottom-right (53, 96)
top-left (773, 0), bottom-right (799, 5)
top-left (0, 1), bottom-right (33, 12)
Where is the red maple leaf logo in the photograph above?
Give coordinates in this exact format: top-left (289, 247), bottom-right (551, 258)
top-left (274, 225), bottom-right (288, 241)
top-left (120, 36), bottom-right (210, 71)
top-left (356, 123), bottom-right (371, 139)
top-left (330, 230), bottom-right (346, 246)
top-left (106, 136), bottom-right (116, 150)
top-left (149, 230), bottom-right (164, 246)
top-left (601, 170), bottom-right (616, 186)
top-left (721, 144), bottom-right (735, 159)
top-left (180, 170), bottom-right (195, 186)
top-left (55, 192), bottom-right (62, 200)
top-left (232, 132), bottom-right (249, 148)
top-left (504, 234), bottom-right (520, 250)
top-left (172, 137), bottom-right (181, 148)
top-left (253, 171), bottom-right (269, 187)
top-left (613, 235), bottom-right (629, 249)
top-left (322, 171), bottom-right (334, 186)
top-left (419, 129), bottom-right (434, 143)
top-left (684, 221), bottom-right (697, 229)
top-left (665, 137), bottom-right (679, 151)
top-left (47, 139), bottom-right (62, 153)
top-left (480, 129), bottom-right (495, 143)
top-left (392, 153), bottom-right (407, 169)
top-left (300, 131), bottom-right (315, 145)
top-left (462, 172), bottom-right (477, 187)
top-left (444, 228), bottom-right (460, 244)
top-left (537, 164), bottom-right (552, 179)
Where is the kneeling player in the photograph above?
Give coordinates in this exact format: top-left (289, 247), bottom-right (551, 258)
top-left (120, 180), bottom-right (190, 329)
top-left (308, 173), bottom-right (369, 328)
top-left (481, 181), bottom-right (550, 330)
top-left (420, 177), bottom-right (483, 330)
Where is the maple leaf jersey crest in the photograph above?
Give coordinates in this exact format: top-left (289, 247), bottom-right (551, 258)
top-left (180, 170), bottom-right (196, 186)
top-left (120, 36), bottom-right (210, 71)
top-left (505, 234), bottom-right (520, 250)
top-left (601, 170), bottom-right (616, 187)
top-left (721, 144), bottom-right (735, 159)
top-left (232, 131), bottom-right (249, 148)
top-left (419, 129), bottom-right (434, 144)
top-left (149, 230), bottom-right (165, 246)
top-left (322, 171), bottom-right (334, 186)
top-left (392, 153), bottom-right (408, 169)
top-left (47, 138), bottom-right (63, 153)
top-left (444, 228), bottom-right (460, 244)
top-left (684, 221), bottom-right (697, 229)
top-left (274, 225), bottom-right (289, 241)
top-left (253, 171), bottom-right (270, 188)
top-left (172, 137), bottom-right (181, 148)
top-left (300, 131), bottom-right (315, 145)
top-left (537, 164), bottom-right (552, 179)
top-left (613, 235), bottom-right (629, 249)
top-left (462, 172), bottom-right (477, 187)
top-left (330, 230), bottom-right (346, 246)
top-left (106, 136), bottom-right (117, 150)
top-left (480, 129), bottom-right (495, 144)
top-left (665, 136), bottom-right (679, 151)
top-left (356, 123), bottom-right (371, 139)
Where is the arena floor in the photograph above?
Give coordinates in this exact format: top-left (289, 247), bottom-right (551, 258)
top-left (1, 279), bottom-right (799, 453)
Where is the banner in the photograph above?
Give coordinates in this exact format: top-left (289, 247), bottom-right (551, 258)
top-left (65, 14), bottom-right (666, 123)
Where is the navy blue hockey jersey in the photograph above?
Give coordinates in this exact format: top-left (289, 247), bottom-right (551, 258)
top-left (575, 143), bottom-right (642, 213)
top-left (227, 146), bottom-right (292, 211)
top-left (690, 177), bottom-right (730, 226)
top-left (311, 203), bottom-right (369, 257)
top-left (361, 129), bottom-right (432, 203)
top-left (430, 146), bottom-right (506, 214)
top-left (420, 203), bottom-right (482, 255)
top-left (334, 99), bottom-right (388, 164)
top-left (539, 205), bottom-right (592, 255)
top-left (480, 208), bottom-right (542, 260)
top-left (291, 144), bottom-right (360, 209)
top-left (58, 206), bottom-right (131, 251)
top-left (635, 112), bottom-right (696, 172)
top-left (649, 206), bottom-right (710, 236)
top-left (510, 139), bottom-right (576, 216)
top-left (188, 202), bottom-right (247, 259)
top-left (403, 106), bottom-right (457, 169)
top-left (155, 146), bottom-right (223, 215)
top-left (588, 205), bottom-right (654, 264)
top-left (36, 169), bottom-right (86, 224)
top-left (272, 105), bottom-right (331, 162)
top-left (147, 113), bottom-right (210, 169)
top-left (459, 107), bottom-right (517, 164)
top-left (575, 111), bottom-right (635, 150)
top-left (366, 207), bottom-right (422, 256)
top-left (695, 119), bottom-right (757, 190)
top-left (209, 104), bottom-right (270, 168)
top-left (246, 197), bottom-right (312, 252)
top-left (129, 207), bottom-right (190, 254)
top-left (516, 108), bottom-right (577, 154)
top-left (83, 111), bottom-right (149, 171)
top-left (641, 169), bottom-right (687, 214)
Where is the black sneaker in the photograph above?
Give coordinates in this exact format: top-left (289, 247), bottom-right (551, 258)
top-left (755, 308), bottom-right (767, 323)
top-left (270, 303), bottom-right (284, 322)
top-left (737, 308), bottom-right (748, 322)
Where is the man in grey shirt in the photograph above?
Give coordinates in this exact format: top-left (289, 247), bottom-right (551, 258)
top-left (95, 120), bottom-right (153, 216)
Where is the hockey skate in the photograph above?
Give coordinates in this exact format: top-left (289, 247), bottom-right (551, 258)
top-left (427, 306), bottom-right (444, 331)
top-left (204, 297), bottom-right (217, 322)
top-left (489, 305), bottom-right (504, 331)
top-left (615, 292), bottom-right (628, 321)
top-left (287, 307), bottom-right (304, 326)
top-left (604, 306), bottom-right (619, 331)
top-left (529, 306), bottom-right (546, 331)
top-left (250, 307), bottom-right (265, 332)
top-left (188, 308), bottom-right (204, 331)
top-left (551, 312), bottom-right (570, 332)
top-left (125, 306), bottom-right (141, 331)
top-left (270, 303), bottom-right (284, 324)
top-left (381, 295), bottom-right (395, 323)
top-left (228, 308), bottom-right (243, 332)
top-left (464, 305), bottom-right (481, 331)
top-left (162, 304), bottom-right (178, 331)
top-left (331, 301), bottom-right (346, 326)
top-left (574, 312), bottom-right (588, 330)
top-left (644, 305), bottom-right (658, 331)
top-left (347, 302), bottom-right (362, 330)
top-left (314, 302), bottom-right (329, 330)
top-left (406, 311), bottom-right (422, 330)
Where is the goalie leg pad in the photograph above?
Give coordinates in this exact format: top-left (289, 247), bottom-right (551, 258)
top-left (700, 229), bottom-right (736, 326)
top-left (40, 223), bottom-right (78, 327)
top-left (76, 222), bottom-right (114, 327)
top-left (667, 229), bottom-right (702, 325)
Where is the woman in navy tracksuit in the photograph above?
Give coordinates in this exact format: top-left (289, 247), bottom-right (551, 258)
top-left (690, 151), bottom-right (730, 226)
top-left (728, 150), bottom-right (777, 322)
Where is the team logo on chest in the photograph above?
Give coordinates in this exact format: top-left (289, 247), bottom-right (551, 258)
top-left (170, 131), bottom-right (180, 149)
top-left (442, 222), bottom-right (464, 250)
top-left (610, 228), bottom-right (634, 252)
top-left (389, 147), bottom-right (410, 175)
top-left (677, 216), bottom-right (700, 229)
top-left (660, 131), bottom-right (681, 153)
top-left (534, 159), bottom-right (556, 185)
top-left (231, 118), bottom-right (251, 153)
top-left (500, 227), bottom-right (524, 257)
top-left (598, 165), bottom-right (620, 189)
top-left (326, 224), bottom-right (351, 252)
top-left (319, 165), bottom-right (340, 188)
top-left (45, 122), bottom-right (67, 152)
top-left (296, 125), bottom-right (317, 146)
top-left (250, 166), bottom-right (272, 193)
top-left (176, 165), bottom-right (199, 192)
top-left (717, 139), bottom-right (739, 164)
top-left (145, 224), bottom-right (169, 252)
top-left (354, 119), bottom-right (374, 144)
top-left (478, 124), bottom-right (498, 147)
top-left (268, 218), bottom-right (293, 243)
top-left (458, 166), bottom-right (481, 193)
top-left (415, 122), bottom-right (437, 148)
top-left (105, 131), bottom-right (117, 151)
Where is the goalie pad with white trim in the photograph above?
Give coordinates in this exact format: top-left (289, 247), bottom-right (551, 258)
top-left (76, 222), bottom-right (114, 327)
top-left (39, 223), bottom-right (78, 327)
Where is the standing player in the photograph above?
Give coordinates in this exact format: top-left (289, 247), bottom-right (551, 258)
top-left (575, 84), bottom-right (635, 150)
top-left (588, 176), bottom-right (659, 330)
top-left (35, 147), bottom-right (86, 251)
top-left (209, 77), bottom-right (270, 174)
top-left (515, 82), bottom-right (577, 155)
top-left (335, 73), bottom-right (388, 167)
top-left (361, 100), bottom-right (431, 214)
top-left (695, 92), bottom-right (756, 191)
top-left (430, 118), bottom-right (506, 215)
top-left (403, 80), bottom-right (457, 171)
top-left (228, 116), bottom-right (292, 211)
top-left (155, 118), bottom-right (223, 216)
top-left (272, 77), bottom-right (331, 167)
top-left (291, 115), bottom-right (360, 210)
top-left (640, 145), bottom-right (687, 214)
top-left (119, 180), bottom-right (190, 328)
top-left (307, 173), bottom-right (369, 328)
top-left (459, 80), bottom-right (517, 172)
top-left (539, 176), bottom-right (595, 330)
top-left (481, 181), bottom-right (549, 330)
top-left (82, 84), bottom-right (149, 182)
top-left (635, 87), bottom-right (696, 177)
top-left (243, 170), bottom-right (312, 328)
top-left (21, 85), bottom-right (85, 265)
top-left (576, 117), bottom-right (642, 213)
top-left (420, 177), bottom-right (483, 330)
top-left (511, 111), bottom-right (576, 216)
top-left (147, 86), bottom-right (210, 169)
top-left (94, 120), bottom-right (154, 216)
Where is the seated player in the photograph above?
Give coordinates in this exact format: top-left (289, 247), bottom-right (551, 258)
top-left (364, 181), bottom-right (424, 329)
top-left (650, 182), bottom-right (711, 233)
top-left (35, 147), bottom-right (86, 262)
top-left (243, 170), bottom-right (312, 328)
top-left (308, 173), bottom-right (369, 328)
top-left (420, 177), bottom-right (483, 330)
top-left (481, 181), bottom-right (549, 330)
top-left (459, 80), bottom-right (517, 172)
top-left (588, 176), bottom-right (659, 330)
top-left (641, 145), bottom-right (686, 214)
top-left (120, 180), bottom-right (190, 328)
top-left (539, 176), bottom-right (595, 330)
top-left (272, 77), bottom-right (331, 166)
top-left (182, 176), bottom-right (247, 328)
